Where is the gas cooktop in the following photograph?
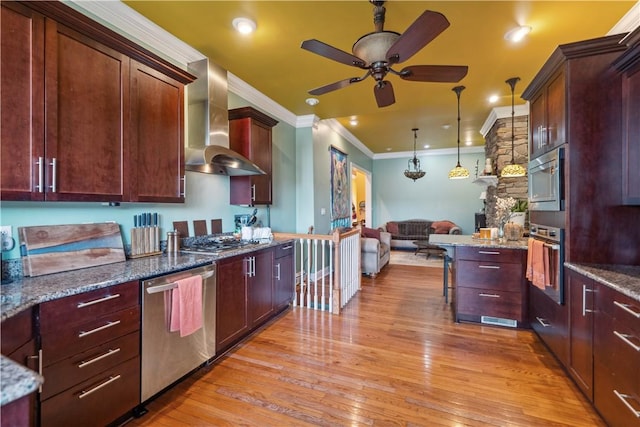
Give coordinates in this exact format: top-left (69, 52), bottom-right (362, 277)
top-left (180, 236), bottom-right (260, 255)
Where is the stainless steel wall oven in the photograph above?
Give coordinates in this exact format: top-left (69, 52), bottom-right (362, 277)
top-left (528, 145), bottom-right (565, 211)
top-left (529, 223), bottom-right (565, 304)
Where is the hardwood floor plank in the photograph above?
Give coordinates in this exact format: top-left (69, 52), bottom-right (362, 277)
top-left (129, 264), bottom-right (605, 426)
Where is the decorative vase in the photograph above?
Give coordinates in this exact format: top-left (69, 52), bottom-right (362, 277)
top-left (504, 222), bottom-right (523, 241)
top-left (510, 212), bottom-right (526, 228)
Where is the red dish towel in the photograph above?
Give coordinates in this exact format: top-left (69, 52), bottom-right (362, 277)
top-left (527, 238), bottom-right (547, 290)
top-left (169, 275), bottom-right (203, 337)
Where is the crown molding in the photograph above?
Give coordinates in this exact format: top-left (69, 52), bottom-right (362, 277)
top-left (608, 1), bottom-right (640, 35)
top-left (373, 146), bottom-right (485, 160)
top-left (323, 119), bottom-right (375, 158)
top-left (479, 103), bottom-right (529, 137)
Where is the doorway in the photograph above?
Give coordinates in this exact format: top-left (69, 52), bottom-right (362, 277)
top-left (350, 163), bottom-right (371, 227)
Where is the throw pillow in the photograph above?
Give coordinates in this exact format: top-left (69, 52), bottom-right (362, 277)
top-left (361, 226), bottom-right (381, 241)
top-left (431, 220), bottom-right (456, 234)
top-left (386, 222), bottom-right (399, 234)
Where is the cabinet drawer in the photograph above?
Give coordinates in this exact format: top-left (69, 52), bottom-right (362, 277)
top-left (42, 306), bottom-right (139, 366)
top-left (594, 359), bottom-right (640, 427)
top-left (456, 260), bottom-right (523, 290)
top-left (275, 242), bottom-right (294, 258)
top-left (456, 246), bottom-right (523, 263)
top-left (41, 331), bottom-right (139, 400)
top-left (40, 281), bottom-right (139, 332)
top-left (41, 356), bottom-right (140, 427)
top-left (457, 287), bottom-right (523, 321)
top-left (612, 295), bottom-right (640, 336)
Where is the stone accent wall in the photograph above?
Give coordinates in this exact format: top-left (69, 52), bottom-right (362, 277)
top-left (484, 115), bottom-right (529, 228)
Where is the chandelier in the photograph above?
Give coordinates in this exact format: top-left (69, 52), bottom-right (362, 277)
top-left (501, 77), bottom-right (527, 178)
top-left (448, 85), bottom-right (470, 179)
top-left (404, 128), bottom-right (425, 181)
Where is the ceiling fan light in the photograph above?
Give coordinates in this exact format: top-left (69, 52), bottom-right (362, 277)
top-left (504, 25), bottom-right (531, 43)
top-left (448, 165), bottom-right (470, 179)
top-left (232, 17), bottom-right (257, 35)
top-left (501, 163), bottom-right (527, 178)
top-left (352, 31), bottom-right (400, 65)
top-left (305, 97), bottom-right (319, 106)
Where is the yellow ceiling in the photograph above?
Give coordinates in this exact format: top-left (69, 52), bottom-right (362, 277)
top-left (124, 1), bottom-right (636, 155)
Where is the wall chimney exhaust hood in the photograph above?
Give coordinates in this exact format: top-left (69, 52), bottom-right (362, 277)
top-left (185, 58), bottom-right (265, 176)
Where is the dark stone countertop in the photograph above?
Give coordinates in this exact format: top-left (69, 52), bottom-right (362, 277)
top-left (565, 263), bottom-right (640, 302)
top-left (428, 234), bottom-right (528, 250)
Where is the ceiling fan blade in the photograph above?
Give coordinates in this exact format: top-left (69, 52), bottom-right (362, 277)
top-left (400, 65), bottom-right (469, 82)
top-left (301, 39), bottom-right (365, 68)
top-left (309, 78), bottom-right (360, 96)
top-left (386, 10), bottom-right (450, 64)
top-left (374, 81), bottom-right (395, 108)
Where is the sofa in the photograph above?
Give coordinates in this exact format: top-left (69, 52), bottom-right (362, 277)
top-left (360, 227), bottom-right (391, 277)
top-left (379, 219), bottom-right (462, 249)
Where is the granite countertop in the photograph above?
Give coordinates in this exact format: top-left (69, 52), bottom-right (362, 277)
top-left (428, 234), bottom-right (528, 250)
top-left (565, 263), bottom-right (640, 302)
top-left (0, 239), bottom-right (289, 407)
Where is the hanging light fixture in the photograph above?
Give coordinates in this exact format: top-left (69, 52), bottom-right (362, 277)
top-left (404, 128), bottom-right (426, 181)
top-left (448, 85), bottom-right (470, 180)
top-left (501, 77), bottom-right (527, 178)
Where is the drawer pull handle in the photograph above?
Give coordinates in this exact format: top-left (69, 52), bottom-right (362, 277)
top-left (78, 348), bottom-right (121, 368)
top-left (77, 293), bottom-right (120, 308)
top-left (275, 263), bottom-right (281, 280)
top-left (479, 293), bottom-right (500, 298)
top-left (614, 301), bottom-right (640, 318)
top-left (613, 331), bottom-right (640, 352)
top-left (536, 317), bottom-right (551, 328)
top-left (478, 265), bottom-right (500, 269)
top-left (282, 245), bottom-right (293, 250)
top-left (78, 320), bottom-right (121, 338)
top-left (478, 251), bottom-right (500, 255)
top-left (78, 374), bottom-right (121, 399)
top-left (613, 390), bottom-right (640, 418)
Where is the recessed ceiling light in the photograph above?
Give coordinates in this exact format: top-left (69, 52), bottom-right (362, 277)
top-left (465, 141), bottom-right (473, 146)
top-left (488, 94), bottom-right (499, 103)
top-left (349, 118), bottom-right (358, 126)
top-left (386, 148), bottom-right (392, 151)
top-left (423, 144), bottom-right (430, 149)
top-left (504, 25), bottom-right (531, 43)
top-left (442, 124), bottom-right (451, 130)
top-left (232, 17), bottom-right (257, 35)
top-left (305, 97), bottom-right (319, 106)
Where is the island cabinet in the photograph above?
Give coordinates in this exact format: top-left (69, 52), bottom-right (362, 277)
top-left (0, 307), bottom-right (38, 427)
top-left (454, 247), bottom-right (528, 327)
top-left (229, 107), bottom-right (279, 206)
top-left (613, 27), bottom-right (640, 206)
top-left (216, 248), bottom-right (274, 353)
top-left (567, 269), bottom-right (597, 401)
top-left (593, 283), bottom-right (640, 427)
top-left (274, 242), bottom-right (295, 311)
top-left (38, 281), bottom-right (140, 427)
top-left (0, 1), bottom-right (194, 203)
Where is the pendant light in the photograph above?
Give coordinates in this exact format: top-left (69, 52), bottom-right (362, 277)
top-left (501, 77), bottom-right (527, 178)
top-left (404, 128), bottom-right (426, 181)
top-left (448, 85), bottom-right (470, 179)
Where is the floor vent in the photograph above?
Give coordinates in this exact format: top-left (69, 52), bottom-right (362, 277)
top-left (481, 316), bottom-right (517, 328)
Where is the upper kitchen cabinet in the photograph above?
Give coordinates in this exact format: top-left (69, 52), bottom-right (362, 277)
top-left (613, 27), bottom-right (640, 206)
top-left (0, 1), bottom-right (194, 203)
top-left (522, 35), bottom-right (626, 160)
top-left (129, 61), bottom-right (185, 202)
top-left (229, 107), bottom-right (278, 206)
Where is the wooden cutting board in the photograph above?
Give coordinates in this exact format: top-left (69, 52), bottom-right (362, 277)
top-left (19, 223), bottom-right (125, 277)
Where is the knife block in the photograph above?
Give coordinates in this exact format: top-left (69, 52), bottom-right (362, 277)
top-left (130, 226), bottom-right (162, 258)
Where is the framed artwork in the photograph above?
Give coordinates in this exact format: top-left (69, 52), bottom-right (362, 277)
top-left (329, 146), bottom-right (350, 229)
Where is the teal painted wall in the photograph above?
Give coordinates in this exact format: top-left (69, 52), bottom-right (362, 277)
top-left (372, 152), bottom-right (486, 234)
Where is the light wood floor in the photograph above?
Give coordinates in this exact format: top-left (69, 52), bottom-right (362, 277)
top-left (128, 264), bottom-right (605, 426)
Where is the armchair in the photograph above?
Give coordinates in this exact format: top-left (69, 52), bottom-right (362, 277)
top-left (361, 230), bottom-right (391, 277)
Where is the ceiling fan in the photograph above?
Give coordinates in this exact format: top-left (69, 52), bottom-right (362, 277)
top-left (301, 0), bottom-right (469, 108)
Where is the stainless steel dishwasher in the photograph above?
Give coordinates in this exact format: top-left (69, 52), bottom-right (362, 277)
top-left (141, 263), bottom-right (216, 402)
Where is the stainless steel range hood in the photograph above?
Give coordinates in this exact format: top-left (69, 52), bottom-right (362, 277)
top-left (185, 58), bottom-right (265, 176)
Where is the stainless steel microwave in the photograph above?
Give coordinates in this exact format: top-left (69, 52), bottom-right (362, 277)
top-left (528, 146), bottom-right (565, 211)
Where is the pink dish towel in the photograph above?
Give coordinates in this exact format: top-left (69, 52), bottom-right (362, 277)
top-left (169, 275), bottom-right (203, 337)
top-left (526, 238), bottom-right (547, 290)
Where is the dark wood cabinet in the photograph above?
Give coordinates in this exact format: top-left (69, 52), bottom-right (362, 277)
top-left (247, 249), bottom-right (274, 328)
top-left (216, 254), bottom-right (249, 352)
top-left (229, 107), bottom-right (278, 206)
top-left (593, 283), bottom-right (640, 427)
top-left (567, 268), bottom-right (596, 400)
top-left (613, 27), bottom-right (640, 205)
top-left (528, 284), bottom-right (569, 367)
top-left (274, 242), bottom-right (295, 311)
top-left (130, 60), bottom-right (185, 202)
top-left (0, 1), bottom-right (193, 203)
top-left (454, 247), bottom-right (528, 327)
top-left (39, 280), bottom-right (140, 427)
top-left (528, 69), bottom-right (566, 158)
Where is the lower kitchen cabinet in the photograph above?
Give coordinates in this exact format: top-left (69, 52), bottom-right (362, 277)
top-left (529, 284), bottom-right (569, 367)
top-left (454, 246), bottom-right (528, 327)
top-left (593, 283), bottom-right (640, 426)
top-left (567, 268), bottom-right (596, 400)
top-left (38, 280), bottom-right (141, 426)
top-left (274, 242), bottom-right (295, 311)
top-left (247, 249), bottom-right (274, 328)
